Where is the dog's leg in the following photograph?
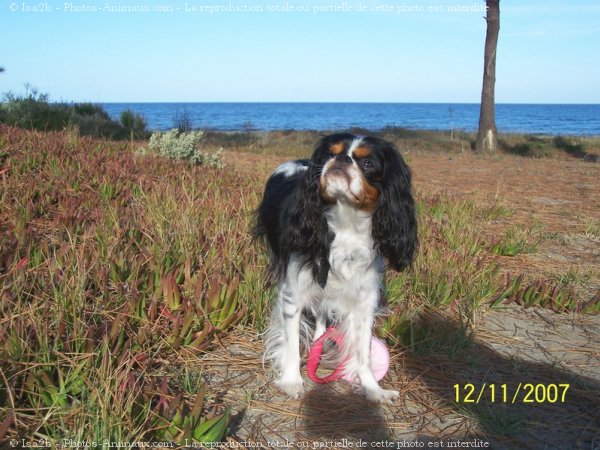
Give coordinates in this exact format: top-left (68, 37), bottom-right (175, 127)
top-left (313, 314), bottom-right (327, 342)
top-left (352, 303), bottom-right (399, 403)
top-left (269, 281), bottom-right (305, 398)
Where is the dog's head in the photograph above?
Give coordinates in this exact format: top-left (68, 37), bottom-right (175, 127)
top-left (307, 133), bottom-right (417, 271)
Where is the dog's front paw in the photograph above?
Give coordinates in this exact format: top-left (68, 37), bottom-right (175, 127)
top-left (275, 378), bottom-right (305, 399)
top-left (365, 388), bottom-right (399, 403)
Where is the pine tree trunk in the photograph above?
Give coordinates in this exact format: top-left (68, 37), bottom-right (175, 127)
top-left (475, 0), bottom-right (500, 153)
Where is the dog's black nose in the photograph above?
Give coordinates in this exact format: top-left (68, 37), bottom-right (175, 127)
top-left (335, 153), bottom-right (352, 164)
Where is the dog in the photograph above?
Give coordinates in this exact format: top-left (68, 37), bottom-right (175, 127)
top-left (253, 133), bottom-right (417, 402)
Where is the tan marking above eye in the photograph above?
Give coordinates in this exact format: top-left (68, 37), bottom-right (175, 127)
top-left (352, 146), bottom-right (371, 159)
top-left (328, 142), bottom-right (345, 155)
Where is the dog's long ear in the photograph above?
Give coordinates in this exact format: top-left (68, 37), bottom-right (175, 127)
top-left (282, 162), bottom-right (324, 253)
top-left (281, 133), bottom-right (357, 284)
top-left (283, 133), bottom-right (354, 256)
top-left (372, 144), bottom-right (417, 272)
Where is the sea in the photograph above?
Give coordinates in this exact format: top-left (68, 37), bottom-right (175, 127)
top-left (100, 103), bottom-right (600, 136)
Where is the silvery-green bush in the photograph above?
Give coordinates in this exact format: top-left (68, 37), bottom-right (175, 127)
top-left (145, 129), bottom-right (225, 168)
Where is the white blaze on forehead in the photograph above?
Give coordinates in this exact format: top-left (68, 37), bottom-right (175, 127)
top-left (322, 137), bottom-right (363, 172)
top-left (273, 161), bottom-right (308, 177)
top-left (346, 138), bottom-right (365, 198)
top-left (346, 137), bottom-right (364, 158)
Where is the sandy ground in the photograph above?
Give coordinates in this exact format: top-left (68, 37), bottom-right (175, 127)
top-left (209, 150), bottom-right (600, 450)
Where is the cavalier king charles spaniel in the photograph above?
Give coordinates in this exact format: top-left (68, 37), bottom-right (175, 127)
top-left (254, 133), bottom-right (417, 402)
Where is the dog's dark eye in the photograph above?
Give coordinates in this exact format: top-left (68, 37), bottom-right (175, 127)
top-left (358, 159), bottom-right (373, 170)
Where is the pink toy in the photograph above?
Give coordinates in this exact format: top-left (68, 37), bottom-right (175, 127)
top-left (307, 327), bottom-right (390, 384)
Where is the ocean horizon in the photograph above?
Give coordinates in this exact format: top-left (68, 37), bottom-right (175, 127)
top-left (100, 103), bottom-right (600, 136)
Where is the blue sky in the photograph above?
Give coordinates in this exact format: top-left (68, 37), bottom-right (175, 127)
top-left (1, 0), bottom-right (599, 103)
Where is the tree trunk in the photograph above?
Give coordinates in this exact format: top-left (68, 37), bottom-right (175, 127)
top-left (475, 0), bottom-right (500, 153)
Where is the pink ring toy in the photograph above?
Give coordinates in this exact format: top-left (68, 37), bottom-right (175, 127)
top-left (307, 326), bottom-right (390, 384)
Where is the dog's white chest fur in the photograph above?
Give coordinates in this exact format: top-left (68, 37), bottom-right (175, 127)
top-left (329, 231), bottom-right (373, 280)
top-left (323, 204), bottom-right (382, 307)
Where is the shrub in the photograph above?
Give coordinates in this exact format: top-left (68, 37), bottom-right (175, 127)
top-left (146, 129), bottom-right (225, 168)
top-left (553, 136), bottom-right (599, 162)
top-left (71, 113), bottom-right (127, 139)
top-left (173, 110), bottom-right (193, 133)
top-left (2, 86), bottom-right (71, 130)
top-left (0, 85), bottom-right (147, 140)
top-left (120, 109), bottom-right (148, 140)
top-left (501, 136), bottom-right (553, 158)
top-left (73, 102), bottom-right (111, 119)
